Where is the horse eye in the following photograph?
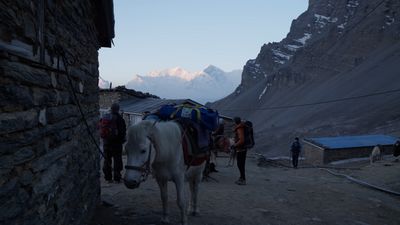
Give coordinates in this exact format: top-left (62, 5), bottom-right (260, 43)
top-left (140, 150), bottom-right (146, 154)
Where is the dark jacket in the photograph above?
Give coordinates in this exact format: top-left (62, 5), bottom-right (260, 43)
top-left (291, 140), bottom-right (302, 153)
top-left (103, 113), bottom-right (126, 146)
top-left (394, 140), bottom-right (400, 157)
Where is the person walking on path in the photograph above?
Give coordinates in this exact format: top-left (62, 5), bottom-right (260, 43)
top-left (394, 140), bottom-right (400, 158)
top-left (291, 137), bottom-right (302, 169)
top-left (100, 103), bottom-right (126, 183)
top-left (232, 117), bottom-right (247, 185)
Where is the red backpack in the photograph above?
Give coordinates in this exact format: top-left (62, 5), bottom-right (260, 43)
top-left (100, 113), bottom-right (119, 140)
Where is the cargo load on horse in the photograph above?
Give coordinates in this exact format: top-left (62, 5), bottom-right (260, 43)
top-left (145, 103), bottom-right (219, 164)
top-left (158, 103), bottom-right (219, 130)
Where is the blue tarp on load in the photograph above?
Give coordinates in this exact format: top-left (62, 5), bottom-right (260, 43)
top-left (159, 104), bottom-right (218, 131)
top-left (305, 135), bottom-right (398, 150)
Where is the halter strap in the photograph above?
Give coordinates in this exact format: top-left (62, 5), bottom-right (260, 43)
top-left (124, 121), bottom-right (158, 182)
top-left (124, 140), bottom-right (153, 182)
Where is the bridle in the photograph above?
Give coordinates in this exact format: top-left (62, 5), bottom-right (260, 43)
top-left (124, 120), bottom-right (158, 182)
top-left (124, 137), bottom-right (153, 182)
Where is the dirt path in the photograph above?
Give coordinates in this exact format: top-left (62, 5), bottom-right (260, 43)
top-left (90, 154), bottom-right (400, 225)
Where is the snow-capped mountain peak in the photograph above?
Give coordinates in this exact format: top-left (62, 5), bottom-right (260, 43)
top-left (98, 77), bottom-right (111, 89)
top-left (204, 64), bottom-right (224, 75)
top-left (126, 65), bottom-right (242, 103)
top-left (131, 74), bottom-right (144, 83)
top-left (147, 67), bottom-right (201, 81)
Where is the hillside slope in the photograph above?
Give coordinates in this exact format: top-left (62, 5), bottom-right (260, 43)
top-left (211, 0), bottom-right (400, 155)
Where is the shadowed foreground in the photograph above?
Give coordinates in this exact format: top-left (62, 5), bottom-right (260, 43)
top-left (90, 154), bottom-right (400, 225)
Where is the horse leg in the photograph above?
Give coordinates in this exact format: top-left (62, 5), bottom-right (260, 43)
top-left (227, 153), bottom-right (232, 167)
top-left (188, 178), bottom-right (194, 214)
top-left (228, 150), bottom-right (234, 167)
top-left (174, 176), bottom-right (187, 225)
top-left (210, 151), bottom-right (217, 166)
top-left (189, 171), bottom-right (202, 216)
top-left (157, 179), bottom-right (169, 223)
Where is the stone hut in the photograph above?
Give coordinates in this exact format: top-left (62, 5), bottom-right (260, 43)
top-left (1, 1), bottom-right (114, 224)
top-left (303, 135), bottom-right (398, 164)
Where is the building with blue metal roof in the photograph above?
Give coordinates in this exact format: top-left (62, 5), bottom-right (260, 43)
top-left (303, 135), bottom-right (398, 164)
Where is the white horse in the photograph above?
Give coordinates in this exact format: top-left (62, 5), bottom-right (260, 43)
top-left (123, 120), bottom-right (206, 225)
top-left (370, 145), bottom-right (383, 164)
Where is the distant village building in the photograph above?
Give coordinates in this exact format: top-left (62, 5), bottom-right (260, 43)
top-left (118, 98), bottom-right (203, 125)
top-left (99, 87), bottom-right (234, 134)
top-left (1, 1), bottom-right (114, 224)
top-left (99, 85), bottom-right (159, 111)
top-left (303, 135), bottom-right (398, 164)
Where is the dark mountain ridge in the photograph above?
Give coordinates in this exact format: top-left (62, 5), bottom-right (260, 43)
top-left (212, 0), bottom-right (400, 156)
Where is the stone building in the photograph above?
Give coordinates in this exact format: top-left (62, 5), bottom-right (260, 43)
top-left (1, 1), bottom-right (114, 224)
top-left (303, 135), bottom-right (398, 164)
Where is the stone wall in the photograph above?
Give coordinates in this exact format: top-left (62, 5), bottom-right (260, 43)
top-left (0, 1), bottom-right (112, 224)
top-left (304, 144), bottom-right (324, 165)
top-left (99, 91), bottom-right (121, 109)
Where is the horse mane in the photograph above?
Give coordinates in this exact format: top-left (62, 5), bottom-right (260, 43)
top-left (127, 120), bottom-right (155, 143)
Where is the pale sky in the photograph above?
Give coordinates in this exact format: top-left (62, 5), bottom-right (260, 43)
top-left (99, 0), bottom-right (308, 86)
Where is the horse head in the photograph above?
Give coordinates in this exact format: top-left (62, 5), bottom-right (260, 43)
top-left (124, 120), bottom-right (156, 189)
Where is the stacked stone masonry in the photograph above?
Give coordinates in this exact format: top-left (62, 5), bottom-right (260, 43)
top-left (0, 0), bottom-right (113, 224)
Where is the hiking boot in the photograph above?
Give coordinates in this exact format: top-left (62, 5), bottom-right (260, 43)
top-left (235, 179), bottom-right (246, 185)
top-left (210, 168), bottom-right (219, 173)
top-left (210, 163), bottom-right (218, 173)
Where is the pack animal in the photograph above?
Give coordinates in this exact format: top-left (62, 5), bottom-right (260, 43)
top-left (124, 120), bottom-right (206, 225)
top-left (370, 145), bottom-right (382, 164)
top-left (211, 136), bottom-right (235, 166)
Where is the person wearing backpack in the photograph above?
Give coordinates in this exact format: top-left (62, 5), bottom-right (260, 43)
top-left (100, 103), bottom-right (126, 183)
top-left (232, 117), bottom-right (247, 185)
top-left (290, 137), bottom-right (302, 169)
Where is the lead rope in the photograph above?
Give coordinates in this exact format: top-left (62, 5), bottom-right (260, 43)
top-left (55, 47), bottom-right (105, 158)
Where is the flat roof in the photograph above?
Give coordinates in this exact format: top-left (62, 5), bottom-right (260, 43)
top-left (304, 135), bottom-right (398, 149)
